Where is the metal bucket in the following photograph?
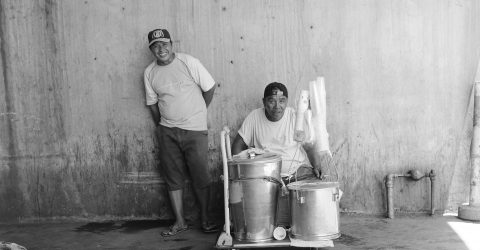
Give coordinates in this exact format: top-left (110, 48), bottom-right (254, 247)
top-left (228, 153), bottom-right (281, 242)
top-left (287, 180), bottom-right (341, 241)
top-left (228, 152), bottom-right (281, 180)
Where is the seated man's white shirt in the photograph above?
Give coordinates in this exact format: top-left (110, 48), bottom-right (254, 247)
top-left (238, 107), bottom-right (312, 176)
top-left (144, 53), bottom-right (215, 131)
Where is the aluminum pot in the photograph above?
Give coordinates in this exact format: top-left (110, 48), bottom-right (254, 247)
top-left (287, 180), bottom-right (341, 241)
top-left (229, 178), bottom-right (279, 242)
top-left (228, 153), bottom-right (282, 242)
top-left (228, 152), bottom-right (281, 180)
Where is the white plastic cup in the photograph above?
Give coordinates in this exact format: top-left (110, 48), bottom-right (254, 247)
top-left (273, 226), bottom-right (287, 240)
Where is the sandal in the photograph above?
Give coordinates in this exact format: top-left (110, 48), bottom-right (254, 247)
top-left (161, 224), bottom-right (190, 237)
top-left (201, 222), bottom-right (220, 233)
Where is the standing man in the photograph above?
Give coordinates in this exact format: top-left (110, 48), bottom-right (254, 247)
top-left (144, 28), bottom-right (218, 236)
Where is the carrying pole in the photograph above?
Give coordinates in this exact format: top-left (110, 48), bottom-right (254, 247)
top-left (217, 127), bottom-right (233, 246)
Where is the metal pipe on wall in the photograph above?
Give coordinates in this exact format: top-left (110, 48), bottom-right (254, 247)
top-left (386, 174), bottom-right (409, 219)
top-left (429, 170), bottom-right (436, 215)
top-left (385, 170), bottom-right (435, 219)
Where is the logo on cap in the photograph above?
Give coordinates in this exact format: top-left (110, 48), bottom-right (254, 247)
top-left (148, 29), bottom-right (171, 46)
top-left (152, 30), bottom-right (164, 39)
top-left (272, 88), bottom-right (283, 96)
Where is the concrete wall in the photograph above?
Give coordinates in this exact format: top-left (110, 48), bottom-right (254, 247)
top-left (1, 0), bottom-right (479, 222)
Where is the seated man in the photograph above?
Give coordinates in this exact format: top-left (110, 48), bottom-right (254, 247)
top-left (231, 82), bottom-right (322, 227)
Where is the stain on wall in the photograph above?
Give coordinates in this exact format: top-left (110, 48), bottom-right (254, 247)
top-left (0, 0), bottom-right (480, 222)
top-left (0, 0), bottom-right (25, 221)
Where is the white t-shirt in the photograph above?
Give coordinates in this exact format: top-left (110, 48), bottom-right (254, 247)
top-left (237, 107), bottom-right (312, 176)
top-left (144, 53), bottom-right (215, 131)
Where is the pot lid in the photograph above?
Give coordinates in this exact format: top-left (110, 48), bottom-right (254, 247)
top-left (287, 179), bottom-right (339, 190)
top-left (229, 152), bottom-right (281, 164)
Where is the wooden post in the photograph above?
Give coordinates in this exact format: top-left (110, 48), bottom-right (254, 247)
top-left (470, 82), bottom-right (480, 206)
top-left (458, 62), bottom-right (480, 221)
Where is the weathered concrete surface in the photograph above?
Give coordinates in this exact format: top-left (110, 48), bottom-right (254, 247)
top-left (0, 214), bottom-right (479, 250)
top-left (1, 0), bottom-right (480, 222)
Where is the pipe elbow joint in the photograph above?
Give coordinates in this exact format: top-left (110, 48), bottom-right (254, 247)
top-left (408, 170), bottom-right (425, 181)
top-left (386, 174), bottom-right (395, 187)
top-left (428, 170), bottom-right (436, 179)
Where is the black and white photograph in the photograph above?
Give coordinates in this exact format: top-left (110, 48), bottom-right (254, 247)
top-left (0, 1), bottom-right (479, 249)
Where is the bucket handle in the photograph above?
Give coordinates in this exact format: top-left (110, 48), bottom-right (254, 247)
top-left (296, 190), bottom-right (305, 204)
top-left (333, 187), bottom-right (340, 202)
top-left (295, 187), bottom-right (340, 203)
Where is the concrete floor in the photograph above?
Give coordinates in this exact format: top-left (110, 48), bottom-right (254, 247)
top-left (1, 213), bottom-right (479, 250)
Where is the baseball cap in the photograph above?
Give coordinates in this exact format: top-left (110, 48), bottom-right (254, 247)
top-left (264, 82), bottom-right (288, 98)
top-left (148, 29), bottom-right (171, 46)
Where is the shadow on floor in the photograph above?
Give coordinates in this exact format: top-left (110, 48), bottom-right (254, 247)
top-left (74, 219), bottom-right (175, 234)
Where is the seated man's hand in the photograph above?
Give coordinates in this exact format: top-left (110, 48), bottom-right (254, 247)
top-left (313, 166), bottom-right (322, 179)
top-left (313, 167), bottom-right (329, 181)
top-left (310, 151), bottom-right (332, 179)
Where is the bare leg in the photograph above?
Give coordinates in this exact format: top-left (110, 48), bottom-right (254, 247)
top-left (168, 189), bottom-right (187, 227)
top-left (194, 186), bottom-right (210, 224)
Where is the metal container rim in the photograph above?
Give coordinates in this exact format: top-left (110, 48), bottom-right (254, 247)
top-left (228, 152), bottom-right (282, 165)
top-left (287, 180), bottom-right (339, 190)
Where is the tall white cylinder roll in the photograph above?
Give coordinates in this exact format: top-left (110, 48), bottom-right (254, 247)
top-left (294, 90), bottom-right (310, 142)
top-left (309, 77), bottom-right (330, 153)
